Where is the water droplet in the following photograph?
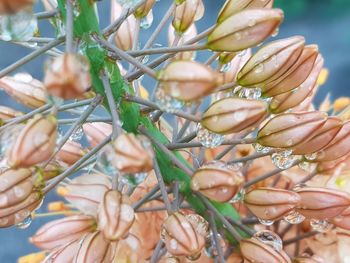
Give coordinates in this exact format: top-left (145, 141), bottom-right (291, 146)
top-left (185, 214), bottom-right (209, 237)
top-left (197, 124), bottom-right (224, 148)
top-left (254, 63), bottom-right (264, 73)
top-left (220, 62), bottom-right (232, 73)
top-left (310, 219), bottom-right (333, 233)
top-left (272, 27), bottom-right (279, 37)
top-left (253, 230), bottom-right (282, 251)
top-left (230, 188), bottom-right (245, 203)
top-left (305, 153), bottom-right (318, 161)
top-left (205, 232), bottom-right (226, 258)
top-left (14, 73), bottom-right (33, 83)
top-left (169, 239), bottom-right (178, 250)
top-left (234, 32), bottom-right (242, 40)
top-left (47, 94), bottom-right (64, 107)
top-left (16, 214), bottom-right (32, 229)
top-left (121, 172), bottom-right (147, 187)
top-left (140, 10), bottom-right (153, 29)
top-left (298, 161), bottom-right (316, 172)
top-left (238, 87), bottom-right (261, 100)
top-left (155, 88), bottom-right (184, 113)
top-left (69, 126), bottom-right (84, 141)
top-left (284, 210), bottom-right (305, 224)
top-left (14, 186), bottom-right (26, 198)
top-left (258, 218), bottom-right (275, 226)
top-left (248, 19), bottom-right (256, 27)
top-left (271, 150), bottom-right (297, 169)
top-left (254, 143), bottom-right (272, 154)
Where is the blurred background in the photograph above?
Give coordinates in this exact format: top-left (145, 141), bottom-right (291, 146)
top-left (0, 0), bottom-right (349, 261)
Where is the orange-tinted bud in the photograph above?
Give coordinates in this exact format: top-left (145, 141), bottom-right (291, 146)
top-left (0, 0), bottom-right (34, 14)
top-left (201, 97), bottom-right (268, 135)
top-left (218, 0), bottom-right (274, 23)
top-left (44, 54), bottom-right (92, 99)
top-left (244, 187), bottom-right (301, 221)
top-left (334, 97), bottom-right (350, 112)
top-left (83, 122), bottom-right (112, 148)
top-left (0, 73), bottom-right (46, 108)
top-left (330, 207), bottom-right (350, 230)
top-left (111, 133), bottom-right (153, 174)
top-left (295, 187), bottom-right (350, 220)
top-left (172, 0), bottom-right (204, 34)
top-left (158, 60), bottom-right (221, 101)
top-left (30, 215), bottom-right (96, 249)
top-left (0, 106), bottom-right (22, 121)
top-left (98, 190), bottom-right (135, 241)
top-left (207, 9), bottom-right (284, 52)
top-left (190, 161), bottom-right (244, 202)
top-left (168, 24), bottom-right (198, 60)
top-left (57, 140), bottom-right (86, 166)
top-left (134, 0), bottom-right (155, 18)
top-left (257, 111), bottom-right (327, 149)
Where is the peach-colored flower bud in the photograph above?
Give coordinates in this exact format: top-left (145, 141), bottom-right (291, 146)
top-left (111, 133), bottom-right (153, 174)
top-left (134, 0), bottom-right (155, 18)
top-left (237, 36), bottom-right (305, 86)
top-left (83, 122), bottom-right (112, 148)
top-left (112, 0), bottom-right (137, 51)
top-left (295, 187), bottom-right (350, 220)
top-left (257, 111), bottom-right (328, 149)
top-left (44, 53), bottom-right (91, 99)
top-left (168, 24), bottom-right (198, 60)
top-left (7, 114), bottom-right (57, 168)
top-left (201, 97), bottom-right (268, 135)
top-left (330, 207), bottom-right (350, 230)
top-left (30, 215), bottom-right (96, 249)
top-left (98, 190), bottom-right (135, 241)
top-left (57, 140), bottom-right (86, 166)
top-left (221, 49), bottom-right (252, 84)
top-left (292, 117), bottom-right (343, 155)
top-left (190, 162), bottom-right (244, 202)
top-left (158, 60), bottom-right (221, 101)
top-left (172, 0), bottom-right (204, 34)
top-left (43, 240), bottom-right (80, 263)
top-left (314, 121), bottom-right (350, 162)
top-left (0, 73), bottom-right (46, 108)
top-left (74, 231), bottom-right (116, 263)
top-left (244, 187), bottom-right (301, 221)
top-left (240, 237), bottom-right (291, 263)
top-left (269, 54), bottom-right (323, 113)
top-left (161, 212), bottom-right (208, 258)
top-left (316, 153), bottom-right (350, 175)
top-left (207, 9), bottom-right (284, 52)
top-left (64, 173), bottom-right (111, 216)
top-left (0, 0), bottom-right (34, 14)
top-left (218, 0), bottom-right (274, 23)
top-left (262, 45), bottom-right (319, 97)
top-left (0, 106), bottom-right (22, 121)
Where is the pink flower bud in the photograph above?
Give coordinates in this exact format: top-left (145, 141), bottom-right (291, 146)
top-left (218, 0), bottom-right (274, 23)
top-left (64, 173), bottom-right (111, 216)
top-left (74, 231), bottom-right (116, 263)
top-left (207, 8), bottom-right (284, 52)
top-left (244, 187), bottom-right (301, 221)
top-left (168, 24), bottom-right (198, 60)
top-left (0, 0), bottom-right (34, 14)
top-left (30, 215), bottom-right (96, 250)
top-left (221, 49), bottom-right (252, 84)
top-left (314, 121), bottom-right (350, 162)
top-left (262, 45), bottom-right (319, 97)
top-left (190, 162), bottom-right (244, 202)
top-left (43, 240), bottom-right (80, 263)
top-left (98, 190), bottom-right (135, 241)
top-left (161, 212), bottom-right (208, 258)
top-left (257, 111), bottom-right (327, 149)
top-left (237, 36), bottom-right (305, 86)
top-left (269, 55), bottom-right (324, 113)
top-left (83, 122), bottom-right (112, 148)
top-left (0, 73), bottom-right (46, 108)
top-left (0, 106), bottom-right (22, 121)
top-left (330, 207), bottom-right (350, 230)
top-left (158, 60), bottom-right (221, 101)
top-left (201, 97), bottom-right (268, 135)
top-left (316, 153), bottom-right (350, 175)
top-left (295, 187), bottom-right (350, 220)
top-left (44, 54), bottom-right (92, 99)
top-left (7, 114), bottom-right (57, 168)
top-left (172, 0), bottom-right (204, 34)
top-left (57, 140), bottom-right (86, 166)
top-left (134, 0), bottom-right (155, 18)
top-left (293, 117), bottom-right (343, 155)
top-left (111, 133), bottom-right (153, 174)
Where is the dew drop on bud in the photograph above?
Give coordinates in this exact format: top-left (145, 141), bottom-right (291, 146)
top-left (253, 230), bottom-right (283, 252)
top-left (310, 219), bottom-right (333, 233)
top-left (272, 27), bottom-right (280, 37)
top-left (205, 232), bottom-right (225, 258)
top-left (258, 218), bottom-right (275, 226)
top-left (121, 172), bottom-right (147, 187)
top-left (69, 126), bottom-right (84, 142)
top-left (254, 143), bottom-right (272, 154)
top-left (140, 10), bottom-right (154, 29)
top-left (283, 210), bottom-right (305, 224)
top-left (16, 214), bottom-right (33, 229)
top-left (238, 87), bottom-right (262, 100)
top-left (230, 188), bottom-right (245, 203)
top-left (254, 63), bottom-right (264, 73)
top-left (155, 88), bottom-right (184, 113)
top-left (197, 124), bottom-right (225, 148)
top-left (304, 153), bottom-right (318, 161)
top-left (298, 161), bottom-right (317, 172)
top-left (271, 150), bottom-right (298, 169)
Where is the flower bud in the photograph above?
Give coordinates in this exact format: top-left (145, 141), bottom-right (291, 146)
top-left (207, 8), bottom-right (284, 52)
top-left (237, 36), bottom-right (305, 86)
top-left (0, 73), bottom-right (46, 108)
top-left (314, 121), bottom-right (350, 162)
top-left (316, 153), bottom-right (350, 175)
top-left (262, 45), bottom-right (319, 97)
top-left (221, 49), bottom-right (252, 84)
top-left (257, 111), bottom-right (328, 149)
top-left (44, 54), bottom-right (92, 99)
top-left (74, 231), bottom-right (116, 263)
top-left (158, 60), bottom-right (221, 101)
top-left (201, 97), bottom-right (268, 135)
top-left (269, 54), bottom-right (323, 113)
top-left (168, 24), bottom-right (197, 60)
top-left (57, 140), bottom-right (86, 166)
top-left (43, 240), bottom-right (79, 263)
top-left (7, 114), bottom-right (57, 168)
top-left (83, 122), bottom-right (112, 148)
top-left (112, 0), bottom-right (137, 51)
top-left (329, 207), bottom-right (350, 230)
top-left (111, 133), bottom-right (153, 174)
top-left (63, 173), bottom-right (111, 216)
top-left (0, 106), bottom-right (22, 121)
top-left (293, 117), bottom-right (343, 155)
top-left (98, 190), bottom-right (135, 241)
top-left (0, 0), bottom-right (34, 14)
top-left (190, 162), bottom-right (244, 202)
top-left (161, 212), bottom-right (208, 258)
top-left (240, 237), bottom-right (291, 263)
top-left (218, 0), bottom-right (274, 23)
top-left (295, 187), bottom-right (350, 220)
top-left (172, 0), bottom-right (204, 34)
top-left (30, 215), bottom-right (96, 250)
top-left (134, 0), bottom-right (155, 18)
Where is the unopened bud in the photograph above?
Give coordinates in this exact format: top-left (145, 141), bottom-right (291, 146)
top-left (172, 0), bottom-right (204, 34)
top-left (43, 240), bottom-right (79, 263)
top-left (0, 0), bottom-right (34, 14)
top-left (57, 140), bottom-right (86, 166)
top-left (0, 106), bottom-right (22, 122)
top-left (134, 0), bottom-right (155, 18)
top-left (83, 122), bottom-right (112, 148)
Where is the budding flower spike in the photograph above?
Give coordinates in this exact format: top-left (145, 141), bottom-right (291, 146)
top-left (0, 0), bottom-right (348, 262)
